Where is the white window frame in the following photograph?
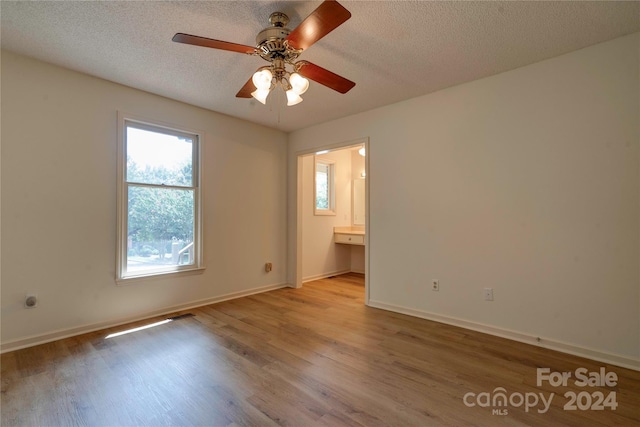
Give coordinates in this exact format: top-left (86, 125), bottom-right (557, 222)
top-left (314, 156), bottom-right (336, 216)
top-left (116, 112), bottom-right (204, 283)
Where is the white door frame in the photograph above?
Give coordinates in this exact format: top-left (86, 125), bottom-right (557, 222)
top-left (293, 137), bottom-right (370, 305)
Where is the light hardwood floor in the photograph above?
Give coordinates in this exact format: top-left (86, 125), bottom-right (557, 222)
top-left (2, 273), bottom-right (639, 426)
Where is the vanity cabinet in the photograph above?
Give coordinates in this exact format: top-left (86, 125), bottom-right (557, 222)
top-left (334, 226), bottom-right (365, 246)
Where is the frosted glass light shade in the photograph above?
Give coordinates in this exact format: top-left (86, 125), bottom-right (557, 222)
top-left (252, 69), bottom-right (273, 90)
top-left (289, 73), bottom-right (309, 95)
top-left (251, 88), bottom-right (270, 104)
top-left (286, 89), bottom-right (303, 106)
top-left (358, 147), bottom-right (365, 156)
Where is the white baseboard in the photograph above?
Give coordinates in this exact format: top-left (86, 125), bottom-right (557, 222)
top-left (1, 282), bottom-right (288, 354)
top-left (368, 300), bottom-right (640, 372)
top-left (302, 269), bottom-right (351, 283)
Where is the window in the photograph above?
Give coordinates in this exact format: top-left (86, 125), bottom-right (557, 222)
top-left (117, 115), bottom-right (202, 281)
top-left (314, 157), bottom-right (336, 215)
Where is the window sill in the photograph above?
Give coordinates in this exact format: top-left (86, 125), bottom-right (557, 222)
top-left (116, 266), bottom-right (206, 286)
top-left (314, 210), bottom-right (336, 216)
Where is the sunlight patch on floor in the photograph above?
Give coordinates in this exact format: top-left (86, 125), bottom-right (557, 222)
top-left (105, 319), bottom-right (173, 339)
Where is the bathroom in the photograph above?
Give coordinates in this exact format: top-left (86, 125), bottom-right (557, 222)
top-left (300, 143), bottom-right (366, 284)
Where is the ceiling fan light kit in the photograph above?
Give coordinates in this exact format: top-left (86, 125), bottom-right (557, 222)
top-left (172, 0), bottom-right (355, 107)
top-left (249, 59), bottom-right (310, 106)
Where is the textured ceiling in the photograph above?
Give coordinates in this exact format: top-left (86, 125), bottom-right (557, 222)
top-left (2, 1), bottom-right (639, 132)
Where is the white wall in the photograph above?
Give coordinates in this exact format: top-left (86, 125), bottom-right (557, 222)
top-left (288, 34), bottom-right (640, 366)
top-left (1, 51), bottom-right (288, 349)
top-left (351, 150), bottom-right (366, 273)
top-left (301, 150), bottom-right (352, 281)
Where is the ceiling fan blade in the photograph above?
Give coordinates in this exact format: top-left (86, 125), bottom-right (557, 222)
top-left (297, 61), bottom-right (355, 94)
top-left (172, 33), bottom-right (256, 54)
top-left (236, 76), bottom-right (256, 98)
top-left (285, 0), bottom-right (351, 51)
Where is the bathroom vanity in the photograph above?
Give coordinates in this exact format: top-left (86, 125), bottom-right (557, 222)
top-left (334, 226), bottom-right (365, 246)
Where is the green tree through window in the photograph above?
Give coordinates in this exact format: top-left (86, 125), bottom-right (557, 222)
top-left (314, 158), bottom-right (335, 216)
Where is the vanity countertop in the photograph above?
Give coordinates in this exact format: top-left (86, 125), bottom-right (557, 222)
top-left (333, 226), bottom-right (365, 235)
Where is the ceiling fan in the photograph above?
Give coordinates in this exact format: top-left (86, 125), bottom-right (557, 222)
top-left (172, 0), bottom-right (355, 106)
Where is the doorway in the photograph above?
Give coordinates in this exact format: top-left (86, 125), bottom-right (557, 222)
top-left (294, 138), bottom-right (369, 304)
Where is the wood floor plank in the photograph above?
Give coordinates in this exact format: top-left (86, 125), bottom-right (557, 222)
top-left (2, 273), bottom-right (639, 426)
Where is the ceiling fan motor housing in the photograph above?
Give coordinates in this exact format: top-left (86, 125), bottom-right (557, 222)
top-left (256, 12), bottom-right (293, 61)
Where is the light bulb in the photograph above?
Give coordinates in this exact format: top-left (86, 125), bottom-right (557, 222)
top-left (289, 73), bottom-right (309, 95)
top-left (286, 89), bottom-right (303, 106)
top-left (252, 69), bottom-right (272, 90)
top-left (251, 88), bottom-right (270, 104)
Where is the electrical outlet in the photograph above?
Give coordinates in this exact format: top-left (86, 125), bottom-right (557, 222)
top-left (265, 262), bottom-right (273, 273)
top-left (483, 288), bottom-right (494, 301)
top-left (432, 280), bottom-right (439, 291)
